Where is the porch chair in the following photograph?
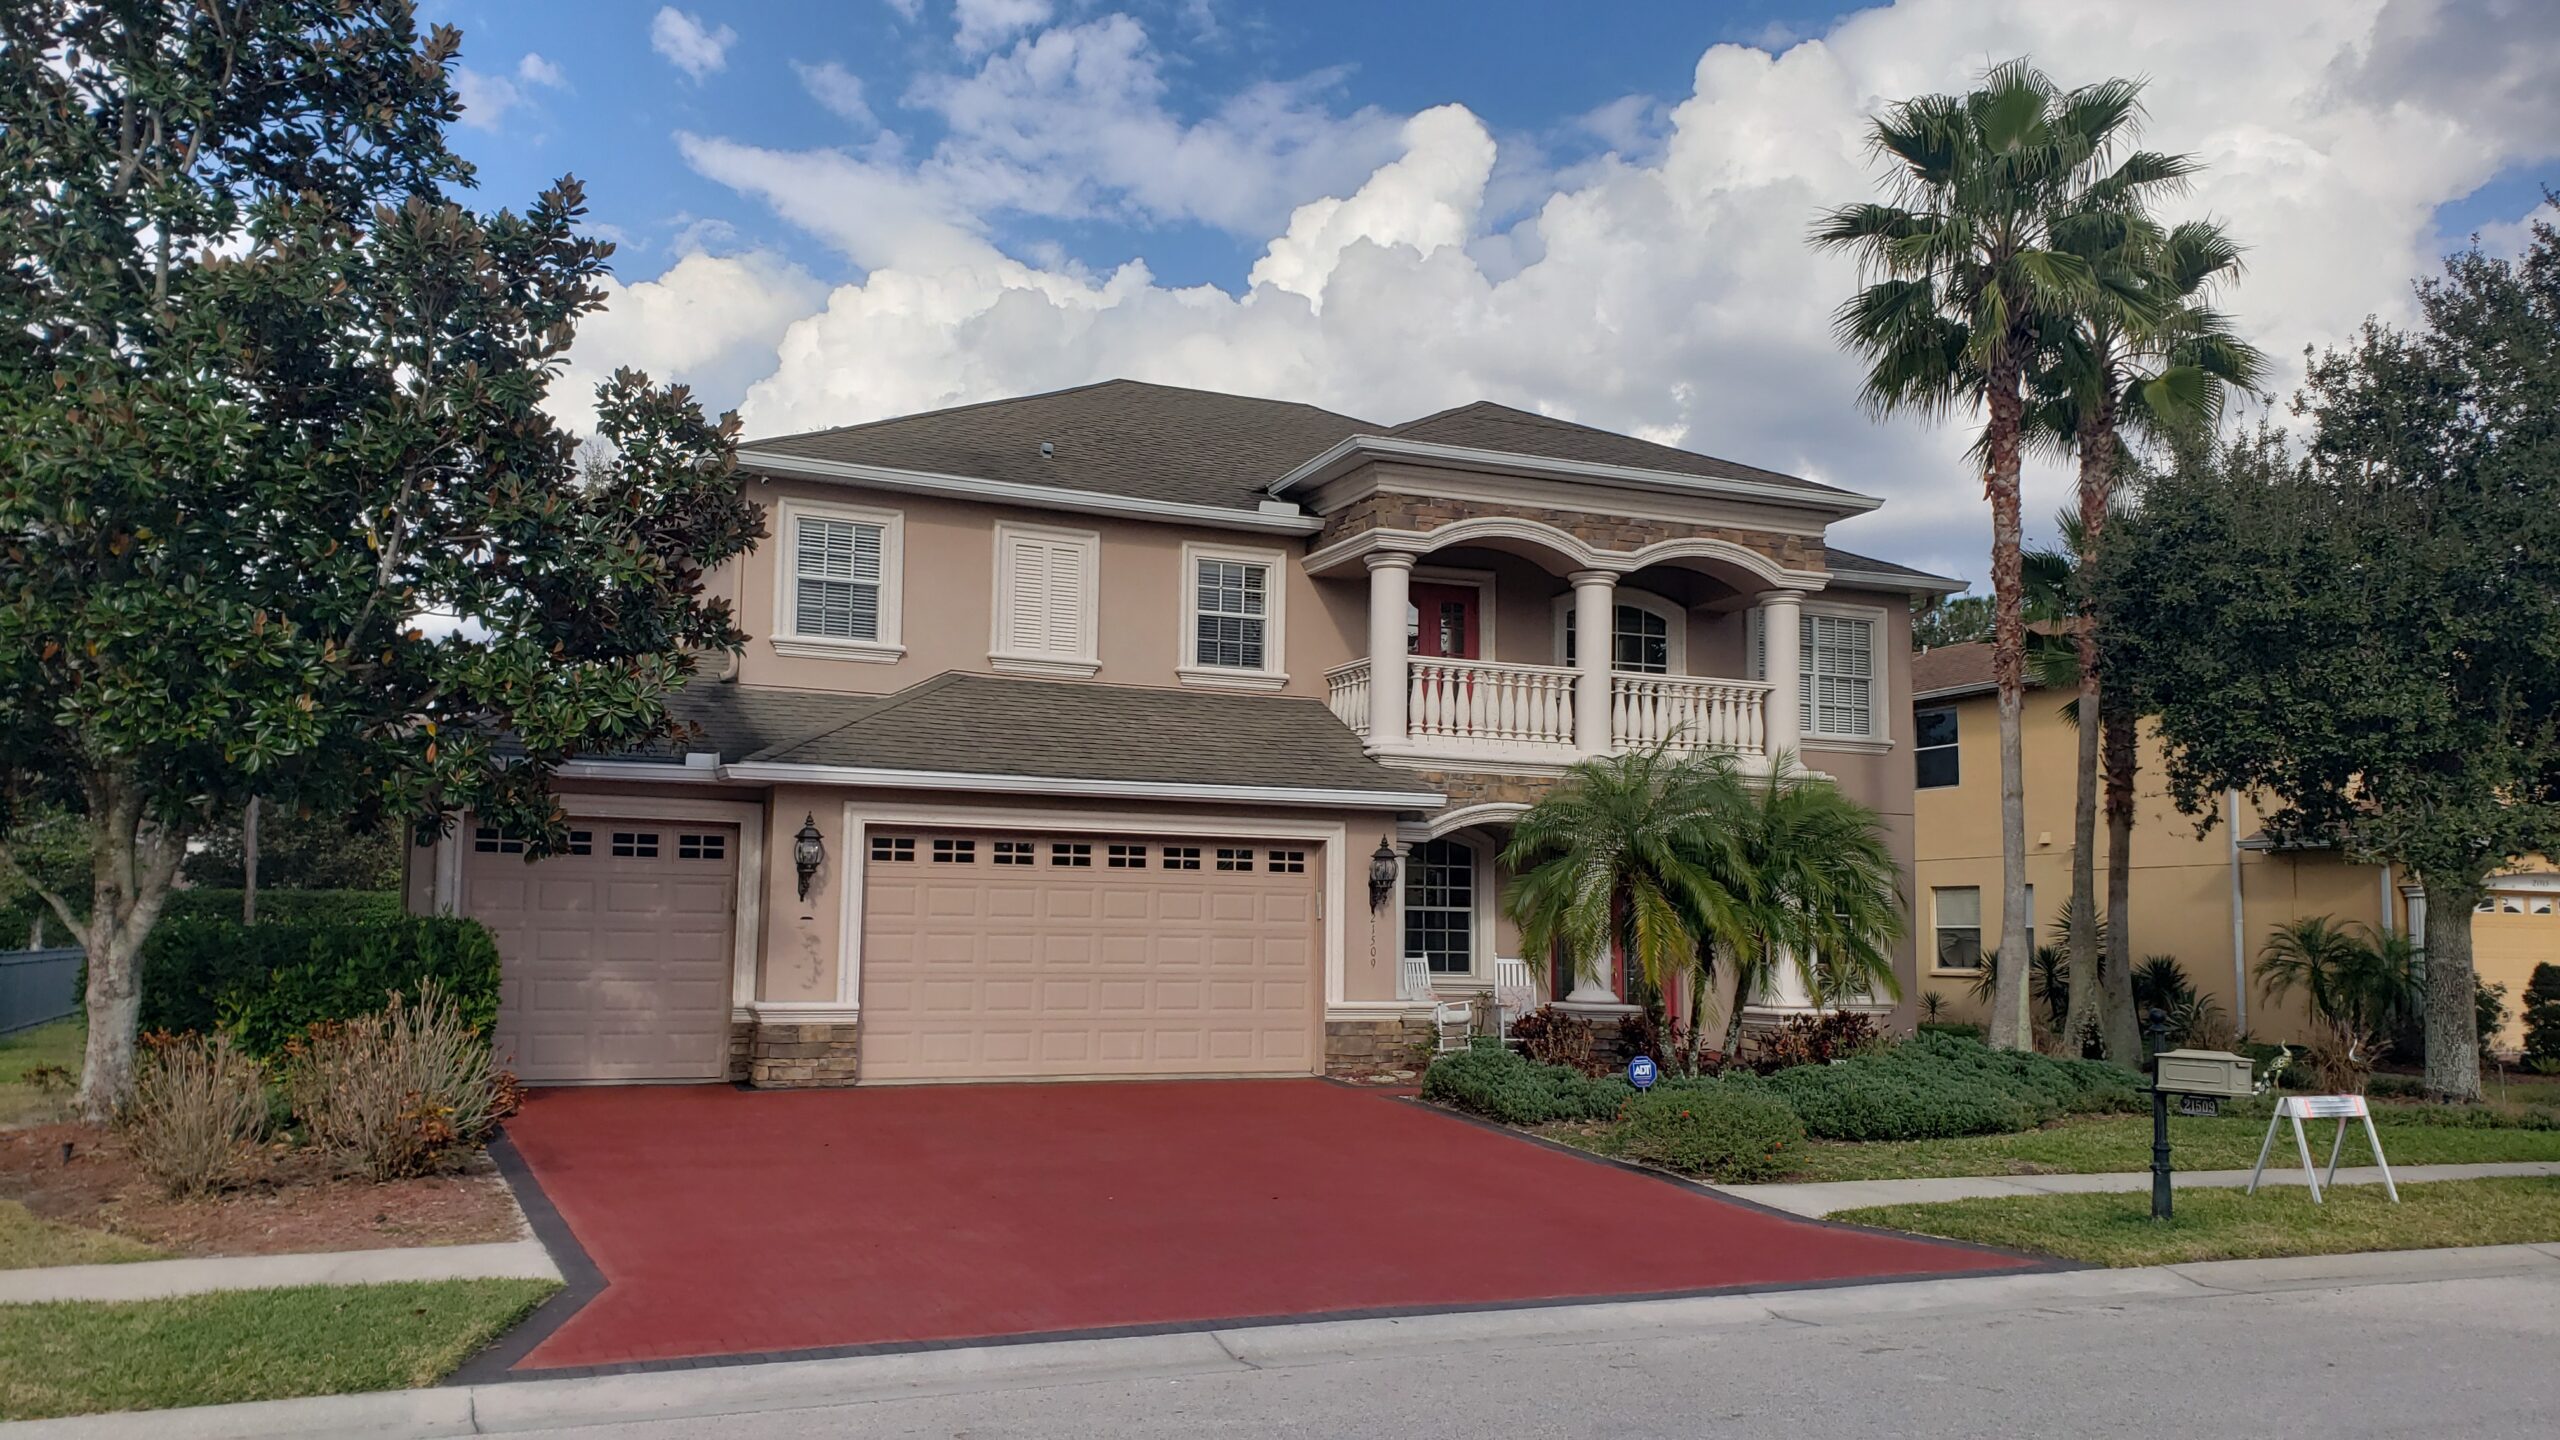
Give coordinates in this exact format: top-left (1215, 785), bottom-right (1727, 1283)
top-left (1400, 955), bottom-right (1477, 1052)
top-left (1492, 957), bottom-right (1539, 1044)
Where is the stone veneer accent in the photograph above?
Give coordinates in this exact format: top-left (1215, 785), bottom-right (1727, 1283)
top-left (746, 1019), bottom-right (862, 1088)
top-left (1396, 767), bottom-right (1564, 809)
top-left (1324, 1014), bottom-right (1434, 1078)
top-left (1317, 494), bottom-right (1823, 570)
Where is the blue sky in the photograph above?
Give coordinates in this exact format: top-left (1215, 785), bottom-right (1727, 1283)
top-left (421, 2), bottom-right (2560, 585)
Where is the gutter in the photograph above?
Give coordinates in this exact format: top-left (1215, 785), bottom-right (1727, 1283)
top-left (718, 761), bottom-right (1444, 812)
top-left (1265, 434), bottom-right (1884, 517)
top-left (737, 451), bottom-right (1323, 536)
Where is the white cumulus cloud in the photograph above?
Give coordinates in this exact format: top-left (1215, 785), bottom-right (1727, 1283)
top-left (954, 0), bottom-right (1053, 57)
top-left (651, 7), bottom-right (737, 82)
top-left (550, 250), bottom-right (829, 440)
top-left (607, 0), bottom-right (2560, 583)
top-left (793, 60), bottom-right (875, 127)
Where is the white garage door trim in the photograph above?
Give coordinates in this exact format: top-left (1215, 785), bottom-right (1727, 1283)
top-left (456, 793), bottom-right (766, 1024)
top-left (836, 802), bottom-right (1354, 1026)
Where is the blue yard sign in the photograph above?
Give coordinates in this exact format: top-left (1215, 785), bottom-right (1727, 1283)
top-left (1628, 1055), bottom-right (1657, 1089)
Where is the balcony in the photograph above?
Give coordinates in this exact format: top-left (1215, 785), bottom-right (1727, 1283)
top-left (1327, 655), bottom-right (1773, 762)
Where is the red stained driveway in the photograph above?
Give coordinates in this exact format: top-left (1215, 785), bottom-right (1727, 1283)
top-left (499, 1080), bottom-right (2041, 1370)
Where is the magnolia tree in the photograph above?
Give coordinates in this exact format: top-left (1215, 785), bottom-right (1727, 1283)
top-left (0, 5), bottom-right (760, 1119)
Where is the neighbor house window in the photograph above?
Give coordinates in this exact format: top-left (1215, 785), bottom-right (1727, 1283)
top-left (991, 523), bottom-right (1099, 676)
top-left (1180, 544), bottom-right (1285, 687)
top-left (1914, 705), bottom-right (1960, 788)
top-left (1405, 839), bottom-right (1475, 975)
top-left (1932, 887), bottom-right (1983, 973)
top-left (1560, 602), bottom-right (1675, 673)
top-left (777, 500), bottom-right (902, 660)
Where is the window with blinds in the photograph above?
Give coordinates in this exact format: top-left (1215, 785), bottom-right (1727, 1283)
top-left (1193, 557), bottom-right (1269, 670)
top-left (792, 514), bottom-right (885, 641)
top-left (993, 524), bottom-right (1099, 671)
top-left (1802, 614), bottom-right (1875, 738)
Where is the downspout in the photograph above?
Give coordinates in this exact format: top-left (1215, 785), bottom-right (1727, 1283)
top-left (2379, 864), bottom-right (2396, 934)
top-left (2226, 790), bottom-right (2247, 1035)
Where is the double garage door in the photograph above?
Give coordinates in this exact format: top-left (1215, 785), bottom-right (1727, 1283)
top-left (474, 817), bottom-right (1321, 1084)
top-left (859, 830), bottom-right (1320, 1082)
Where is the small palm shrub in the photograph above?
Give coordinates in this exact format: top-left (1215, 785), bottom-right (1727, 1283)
top-left (1614, 1087), bottom-right (1803, 1181)
top-left (121, 1032), bottom-right (270, 1197)
top-left (2523, 964), bottom-right (2560, 1072)
top-left (282, 981), bottom-right (522, 1180)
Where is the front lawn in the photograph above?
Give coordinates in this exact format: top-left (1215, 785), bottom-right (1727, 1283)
top-left (0, 1200), bottom-right (163, 1270)
top-left (0, 1020), bottom-right (82, 1129)
top-left (1779, 1109), bottom-right (2560, 1183)
top-left (1834, 1175), bottom-right (2560, 1267)
top-left (0, 1278), bottom-right (558, 1420)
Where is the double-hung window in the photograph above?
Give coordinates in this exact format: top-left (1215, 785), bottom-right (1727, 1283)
top-left (777, 501), bottom-right (902, 661)
top-left (1914, 705), bottom-right (1959, 788)
top-left (1932, 887), bottom-right (1983, 974)
top-left (1181, 544), bottom-right (1285, 688)
top-left (1404, 839), bottom-right (1476, 976)
top-left (1752, 604), bottom-right (1884, 743)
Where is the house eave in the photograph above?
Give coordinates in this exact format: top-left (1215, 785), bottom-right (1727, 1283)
top-left (718, 761), bottom-right (1445, 811)
top-left (1266, 434), bottom-right (1883, 517)
top-left (737, 451), bottom-right (1323, 535)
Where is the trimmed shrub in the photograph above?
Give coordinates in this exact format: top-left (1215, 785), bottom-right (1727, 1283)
top-left (1614, 1086), bottom-right (1804, 1181)
top-left (1421, 1043), bottom-right (1632, 1125)
top-left (160, 888), bottom-right (406, 928)
top-left (282, 981), bottom-right (522, 1180)
top-left (1761, 1032), bottom-right (2140, 1141)
top-left (120, 1033), bottom-right (270, 1196)
top-left (1749, 1011), bottom-right (1881, 1073)
top-left (141, 914), bottom-right (500, 1059)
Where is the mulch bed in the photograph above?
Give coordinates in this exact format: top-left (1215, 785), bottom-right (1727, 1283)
top-left (0, 1123), bottom-right (524, 1259)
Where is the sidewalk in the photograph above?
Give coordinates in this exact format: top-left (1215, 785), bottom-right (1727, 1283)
top-left (1714, 1159), bottom-right (2560, 1217)
top-left (4, 1242), bottom-right (2554, 1439)
top-left (0, 1240), bottom-right (560, 1305)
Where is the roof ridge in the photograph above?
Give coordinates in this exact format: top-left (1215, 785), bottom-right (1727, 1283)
top-left (741, 379), bottom-right (1129, 450)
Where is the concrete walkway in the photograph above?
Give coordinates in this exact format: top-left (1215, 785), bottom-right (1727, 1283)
top-left (0, 1240), bottom-right (561, 1305)
top-left (1715, 1159), bottom-right (2560, 1217)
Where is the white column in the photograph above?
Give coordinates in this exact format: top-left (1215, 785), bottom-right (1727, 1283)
top-left (1365, 553), bottom-right (1414, 751)
top-left (1570, 570), bottom-right (1616, 756)
top-left (1760, 590), bottom-right (1804, 762)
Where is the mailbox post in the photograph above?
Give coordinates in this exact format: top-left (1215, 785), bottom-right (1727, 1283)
top-left (2143, 1029), bottom-right (2260, 1221)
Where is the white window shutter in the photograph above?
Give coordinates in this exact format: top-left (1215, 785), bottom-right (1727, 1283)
top-left (997, 529), bottom-right (1095, 662)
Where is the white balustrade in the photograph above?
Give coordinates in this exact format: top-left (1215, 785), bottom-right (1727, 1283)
top-left (1325, 661), bottom-right (1371, 732)
top-left (1609, 674), bottom-right (1772, 756)
top-left (1407, 656), bottom-right (1578, 750)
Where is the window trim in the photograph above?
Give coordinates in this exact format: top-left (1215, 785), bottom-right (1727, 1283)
top-left (1751, 599), bottom-right (1890, 747)
top-left (772, 497), bottom-right (906, 664)
top-left (989, 521), bottom-right (1102, 678)
top-left (1913, 703), bottom-right (1960, 789)
top-left (1177, 541), bottom-right (1288, 690)
top-left (1930, 884), bottom-right (1984, 977)
top-left (1550, 587), bottom-right (1687, 674)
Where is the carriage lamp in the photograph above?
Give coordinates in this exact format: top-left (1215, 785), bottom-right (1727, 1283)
top-left (1367, 838), bottom-right (1400, 912)
top-left (793, 814), bottom-right (826, 901)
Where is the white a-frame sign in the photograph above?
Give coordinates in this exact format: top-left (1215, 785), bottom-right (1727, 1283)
top-left (2247, 1094), bottom-right (2400, 1205)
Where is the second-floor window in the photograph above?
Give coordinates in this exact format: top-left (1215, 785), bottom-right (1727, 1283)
top-left (1180, 543), bottom-right (1286, 688)
top-left (1914, 704), bottom-right (1959, 788)
top-left (1560, 600), bottom-right (1676, 674)
top-left (991, 523), bottom-right (1100, 676)
top-left (1803, 614), bottom-right (1876, 739)
top-left (779, 499), bottom-right (902, 660)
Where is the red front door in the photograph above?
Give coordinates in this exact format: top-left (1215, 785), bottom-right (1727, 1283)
top-left (1408, 583), bottom-right (1480, 660)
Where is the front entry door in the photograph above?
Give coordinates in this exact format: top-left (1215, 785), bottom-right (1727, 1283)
top-left (1407, 583), bottom-right (1480, 660)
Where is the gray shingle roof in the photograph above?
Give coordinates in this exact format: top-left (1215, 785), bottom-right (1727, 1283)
top-left (741, 380), bottom-right (1376, 514)
top-left (737, 673), bottom-right (1436, 798)
top-left (1387, 401), bottom-right (1856, 500)
top-left (1824, 545), bottom-right (1965, 591)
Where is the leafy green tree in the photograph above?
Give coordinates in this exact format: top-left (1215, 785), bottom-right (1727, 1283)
top-left (2029, 214), bottom-right (2267, 1066)
top-left (1814, 61), bottom-right (2189, 1050)
top-left (2521, 964), bottom-right (2560, 1071)
top-left (2104, 208), bottom-right (2560, 1098)
top-left (183, 804), bottom-right (405, 894)
top-left (0, 6), bottom-right (760, 1118)
top-left (1912, 593), bottom-right (1992, 650)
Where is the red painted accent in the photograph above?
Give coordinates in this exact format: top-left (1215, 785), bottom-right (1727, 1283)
top-left (500, 1080), bottom-right (2035, 1370)
top-left (1407, 582), bottom-right (1479, 659)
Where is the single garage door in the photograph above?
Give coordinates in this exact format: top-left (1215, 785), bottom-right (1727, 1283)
top-left (469, 822), bottom-right (738, 1083)
top-left (859, 830), bottom-right (1319, 1081)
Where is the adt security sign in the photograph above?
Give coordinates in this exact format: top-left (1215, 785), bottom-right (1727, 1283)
top-left (1628, 1055), bottom-right (1657, 1090)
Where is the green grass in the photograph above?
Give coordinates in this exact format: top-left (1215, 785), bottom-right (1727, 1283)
top-left (0, 1201), bottom-right (163, 1271)
top-left (0, 1278), bottom-right (559, 1420)
top-left (1779, 1108), bottom-right (2560, 1183)
top-left (1835, 1175), bottom-right (2560, 1267)
top-left (0, 1019), bottom-right (82, 1128)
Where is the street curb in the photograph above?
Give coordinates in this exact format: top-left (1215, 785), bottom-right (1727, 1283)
top-left (5, 1242), bottom-right (2552, 1439)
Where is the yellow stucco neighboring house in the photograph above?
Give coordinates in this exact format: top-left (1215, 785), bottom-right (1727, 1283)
top-left (1909, 640), bottom-right (2557, 1052)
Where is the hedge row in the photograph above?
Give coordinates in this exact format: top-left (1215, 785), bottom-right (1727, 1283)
top-left (160, 888), bottom-right (407, 928)
top-left (140, 914), bottom-right (500, 1059)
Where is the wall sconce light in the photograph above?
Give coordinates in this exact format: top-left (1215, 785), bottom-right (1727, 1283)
top-left (1367, 837), bottom-right (1400, 912)
top-left (792, 813), bottom-right (826, 901)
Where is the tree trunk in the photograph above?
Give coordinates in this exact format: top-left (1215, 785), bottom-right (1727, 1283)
top-left (241, 797), bottom-right (259, 925)
top-left (69, 778), bottom-right (190, 1123)
top-left (2098, 697), bottom-right (2143, 1065)
top-left (2420, 872), bottom-right (2485, 1102)
top-left (1984, 355), bottom-right (2033, 1051)
top-left (2059, 401), bottom-right (2114, 1058)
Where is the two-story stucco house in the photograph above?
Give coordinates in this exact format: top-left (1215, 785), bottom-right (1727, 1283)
top-left (408, 380), bottom-right (1962, 1087)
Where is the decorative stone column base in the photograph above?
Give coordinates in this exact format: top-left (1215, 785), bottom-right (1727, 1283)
top-left (1324, 1013), bottom-right (1435, 1080)
top-left (747, 1019), bottom-right (863, 1088)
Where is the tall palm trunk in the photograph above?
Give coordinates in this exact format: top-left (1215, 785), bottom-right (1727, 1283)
top-left (1985, 352), bottom-right (2034, 1051)
top-left (2099, 688), bottom-right (2142, 1063)
top-left (2059, 393), bottom-right (2115, 1056)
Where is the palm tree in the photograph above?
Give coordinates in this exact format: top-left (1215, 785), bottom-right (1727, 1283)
top-left (2258, 916), bottom-right (2420, 1048)
top-left (2031, 215), bottom-right (2267, 1066)
top-left (1710, 754), bottom-right (1906, 1053)
top-left (1500, 747), bottom-right (1755, 1032)
top-left (1814, 61), bottom-right (2191, 1050)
